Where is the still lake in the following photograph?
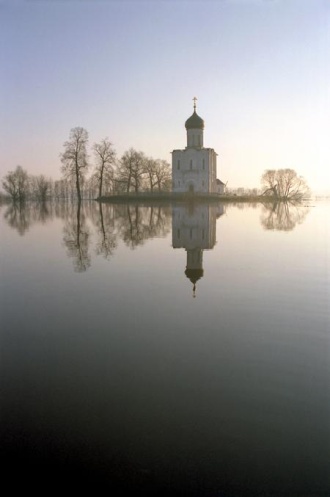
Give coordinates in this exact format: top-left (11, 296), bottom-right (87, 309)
top-left (1, 200), bottom-right (329, 496)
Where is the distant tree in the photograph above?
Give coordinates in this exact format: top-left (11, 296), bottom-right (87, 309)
top-left (2, 165), bottom-right (29, 203)
top-left (139, 157), bottom-right (172, 192)
top-left (60, 127), bottom-right (89, 202)
top-left (54, 179), bottom-right (69, 200)
top-left (144, 158), bottom-right (159, 192)
top-left (261, 168), bottom-right (310, 200)
top-left (93, 138), bottom-right (116, 198)
top-left (117, 148), bottom-right (146, 193)
top-left (30, 174), bottom-right (51, 202)
top-left (154, 159), bottom-right (171, 191)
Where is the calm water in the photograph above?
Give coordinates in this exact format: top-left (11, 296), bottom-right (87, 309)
top-left (1, 200), bottom-right (329, 496)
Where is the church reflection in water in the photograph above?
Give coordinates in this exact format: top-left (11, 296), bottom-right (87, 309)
top-left (172, 203), bottom-right (224, 297)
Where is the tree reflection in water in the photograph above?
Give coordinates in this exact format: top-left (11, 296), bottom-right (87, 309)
top-left (116, 203), bottom-right (171, 250)
top-left (2, 201), bottom-right (310, 271)
top-left (94, 203), bottom-right (117, 259)
top-left (63, 202), bottom-right (91, 272)
top-left (260, 201), bottom-right (309, 231)
top-left (3, 201), bottom-right (52, 236)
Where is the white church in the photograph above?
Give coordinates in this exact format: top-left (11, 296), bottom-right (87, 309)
top-left (172, 99), bottom-right (225, 194)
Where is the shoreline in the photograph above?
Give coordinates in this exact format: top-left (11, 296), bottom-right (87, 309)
top-left (97, 193), bottom-right (309, 204)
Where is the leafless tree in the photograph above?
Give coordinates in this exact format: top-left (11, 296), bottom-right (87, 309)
top-left (116, 148), bottom-right (146, 193)
top-left (93, 138), bottom-right (116, 199)
top-left (140, 158), bottom-right (172, 192)
top-left (60, 127), bottom-right (89, 202)
top-left (144, 158), bottom-right (159, 192)
top-left (30, 175), bottom-right (52, 202)
top-left (154, 159), bottom-right (171, 191)
top-left (261, 168), bottom-right (310, 200)
top-left (2, 165), bottom-right (29, 203)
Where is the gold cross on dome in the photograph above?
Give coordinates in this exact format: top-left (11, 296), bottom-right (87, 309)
top-left (193, 96), bottom-right (197, 111)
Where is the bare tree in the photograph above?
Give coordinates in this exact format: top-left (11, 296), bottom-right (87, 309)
top-left (116, 148), bottom-right (146, 193)
top-left (93, 138), bottom-right (116, 199)
top-left (261, 168), bottom-right (310, 200)
top-left (136, 157), bottom-right (172, 193)
top-left (2, 165), bottom-right (29, 203)
top-left (61, 127), bottom-right (89, 202)
top-left (154, 159), bottom-right (171, 191)
top-left (144, 158), bottom-right (159, 192)
top-left (30, 175), bottom-right (51, 202)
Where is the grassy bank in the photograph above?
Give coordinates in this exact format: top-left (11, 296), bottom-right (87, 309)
top-left (97, 192), bottom-right (301, 204)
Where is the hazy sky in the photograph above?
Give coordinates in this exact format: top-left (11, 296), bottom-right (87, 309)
top-left (1, 0), bottom-right (329, 193)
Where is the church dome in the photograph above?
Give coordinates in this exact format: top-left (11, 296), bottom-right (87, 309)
top-left (185, 111), bottom-right (204, 130)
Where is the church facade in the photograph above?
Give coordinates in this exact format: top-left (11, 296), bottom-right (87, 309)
top-left (172, 101), bottom-right (223, 194)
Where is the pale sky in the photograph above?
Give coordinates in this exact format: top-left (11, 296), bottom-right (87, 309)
top-left (1, 0), bottom-right (329, 193)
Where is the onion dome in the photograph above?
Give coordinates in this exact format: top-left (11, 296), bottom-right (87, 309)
top-left (185, 111), bottom-right (204, 130)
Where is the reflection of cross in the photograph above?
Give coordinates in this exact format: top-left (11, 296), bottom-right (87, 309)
top-left (193, 96), bottom-right (197, 111)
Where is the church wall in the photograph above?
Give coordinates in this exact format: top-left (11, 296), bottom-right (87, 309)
top-left (172, 147), bottom-right (217, 193)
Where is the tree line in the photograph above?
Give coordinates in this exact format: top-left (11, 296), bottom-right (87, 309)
top-left (1, 126), bottom-right (310, 203)
top-left (1, 126), bottom-right (172, 203)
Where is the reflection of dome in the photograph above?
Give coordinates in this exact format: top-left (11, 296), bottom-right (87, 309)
top-left (185, 267), bottom-right (204, 298)
top-left (185, 111), bottom-right (204, 130)
top-left (185, 268), bottom-right (204, 284)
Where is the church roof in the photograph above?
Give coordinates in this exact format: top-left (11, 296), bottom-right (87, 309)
top-left (185, 111), bottom-right (204, 130)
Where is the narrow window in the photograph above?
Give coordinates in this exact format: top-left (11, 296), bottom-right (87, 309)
top-left (177, 160), bottom-right (180, 170)
top-left (202, 229), bottom-right (205, 240)
top-left (177, 229), bottom-right (180, 239)
top-left (202, 180), bottom-right (205, 187)
top-left (190, 228), bottom-right (193, 239)
top-left (202, 159), bottom-right (205, 170)
top-left (190, 159), bottom-right (192, 170)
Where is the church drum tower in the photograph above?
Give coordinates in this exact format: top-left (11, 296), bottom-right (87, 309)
top-left (172, 99), bottom-right (218, 194)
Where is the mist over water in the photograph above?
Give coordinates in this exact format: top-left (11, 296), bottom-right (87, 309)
top-left (1, 200), bottom-right (329, 496)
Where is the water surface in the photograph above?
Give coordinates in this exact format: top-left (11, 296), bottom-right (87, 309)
top-left (1, 200), bottom-right (329, 496)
